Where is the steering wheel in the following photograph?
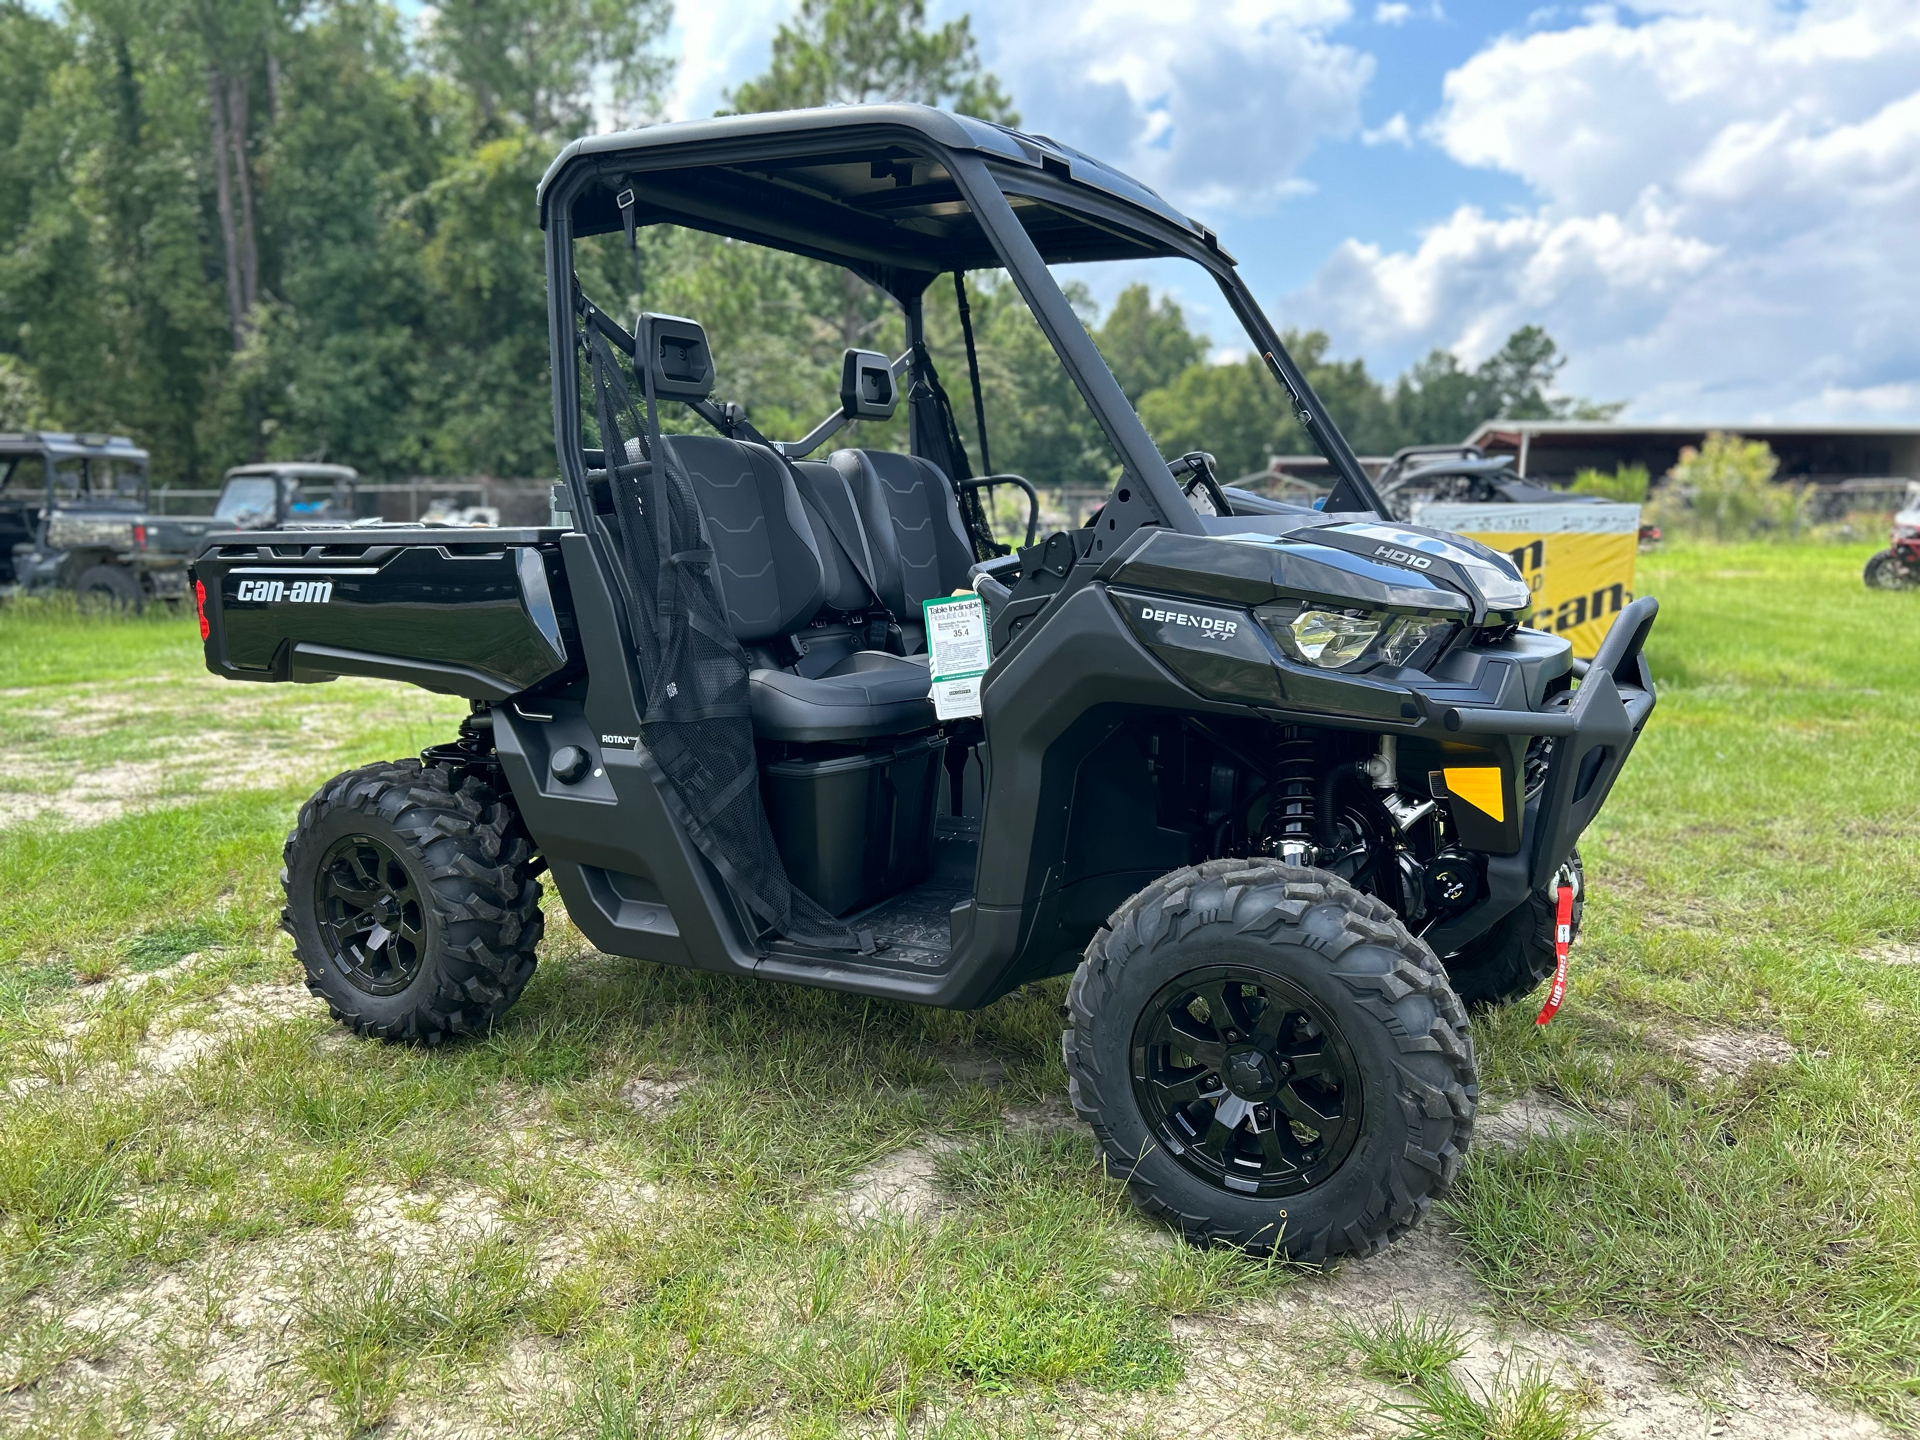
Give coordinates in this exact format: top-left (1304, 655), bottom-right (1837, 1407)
top-left (1169, 451), bottom-right (1231, 517)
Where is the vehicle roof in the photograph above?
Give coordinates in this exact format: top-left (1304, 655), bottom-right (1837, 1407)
top-left (537, 103), bottom-right (1223, 280)
top-left (222, 462), bottom-right (359, 482)
top-left (0, 430), bottom-right (149, 462)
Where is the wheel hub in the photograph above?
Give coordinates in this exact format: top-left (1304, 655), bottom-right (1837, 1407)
top-left (1225, 1048), bottom-right (1278, 1099)
top-left (313, 833), bottom-right (426, 997)
top-left (1131, 965), bottom-right (1363, 1199)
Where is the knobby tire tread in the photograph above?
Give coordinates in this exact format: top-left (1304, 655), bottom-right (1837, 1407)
top-left (282, 759), bottom-right (543, 1045)
top-left (1062, 859), bottom-right (1477, 1263)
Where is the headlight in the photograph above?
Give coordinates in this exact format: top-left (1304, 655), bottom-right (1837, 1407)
top-left (1378, 615), bottom-right (1455, 666)
top-left (1282, 608), bottom-right (1380, 666)
top-left (1257, 599), bottom-right (1458, 672)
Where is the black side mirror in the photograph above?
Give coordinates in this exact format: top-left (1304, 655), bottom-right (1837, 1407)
top-left (840, 349), bottom-right (897, 421)
top-left (635, 313), bottom-right (713, 402)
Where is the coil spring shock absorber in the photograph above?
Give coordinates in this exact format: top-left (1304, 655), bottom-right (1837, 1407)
top-left (1262, 728), bottom-right (1321, 864)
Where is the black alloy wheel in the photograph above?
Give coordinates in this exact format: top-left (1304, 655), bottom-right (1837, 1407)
top-left (1132, 966), bottom-right (1362, 1199)
top-left (314, 832), bottom-right (426, 995)
top-left (1064, 859), bottom-right (1477, 1261)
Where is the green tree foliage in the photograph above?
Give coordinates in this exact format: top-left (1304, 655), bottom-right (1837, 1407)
top-left (724, 0), bottom-right (1016, 122)
top-left (1095, 285), bottom-right (1207, 404)
top-left (0, 355), bottom-right (47, 429)
top-left (1655, 432), bottom-right (1802, 540)
top-left (1, 0), bottom-right (1616, 498)
top-left (0, 0), bottom-right (669, 482)
top-left (1387, 326), bottom-right (1623, 446)
top-left (1571, 463), bottom-right (1651, 503)
top-left (425, 0), bottom-right (670, 136)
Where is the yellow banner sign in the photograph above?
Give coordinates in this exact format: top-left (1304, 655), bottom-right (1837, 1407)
top-left (1418, 502), bottom-right (1640, 659)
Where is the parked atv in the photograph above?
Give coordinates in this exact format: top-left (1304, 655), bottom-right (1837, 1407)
top-left (212, 462), bottom-right (359, 530)
top-left (191, 105), bottom-right (1657, 1262)
top-left (1, 429), bottom-right (200, 609)
top-left (1863, 488), bottom-right (1920, 589)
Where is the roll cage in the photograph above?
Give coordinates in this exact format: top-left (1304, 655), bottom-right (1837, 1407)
top-left (535, 104), bottom-right (1389, 540)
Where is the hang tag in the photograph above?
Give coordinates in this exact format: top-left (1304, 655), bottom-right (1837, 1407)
top-left (923, 594), bottom-right (991, 721)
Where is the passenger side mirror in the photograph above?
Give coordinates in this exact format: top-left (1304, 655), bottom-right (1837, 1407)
top-left (634, 313), bottom-right (713, 402)
top-left (840, 349), bottom-right (897, 421)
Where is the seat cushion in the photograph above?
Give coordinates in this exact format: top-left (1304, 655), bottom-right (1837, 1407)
top-left (748, 652), bottom-right (933, 743)
top-left (826, 449), bottom-right (975, 623)
top-left (666, 434), bottom-right (824, 643)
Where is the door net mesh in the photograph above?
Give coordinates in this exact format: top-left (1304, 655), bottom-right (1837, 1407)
top-left (583, 320), bottom-right (859, 951)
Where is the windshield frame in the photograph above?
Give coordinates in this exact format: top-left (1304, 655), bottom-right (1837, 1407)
top-left (541, 110), bottom-right (1387, 549)
top-left (49, 452), bottom-right (149, 510)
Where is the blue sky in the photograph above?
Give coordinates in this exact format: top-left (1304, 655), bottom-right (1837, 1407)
top-left (665, 0), bottom-right (1920, 424)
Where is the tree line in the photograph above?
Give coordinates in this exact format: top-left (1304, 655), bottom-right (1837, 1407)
top-left (0, 0), bottom-right (1617, 488)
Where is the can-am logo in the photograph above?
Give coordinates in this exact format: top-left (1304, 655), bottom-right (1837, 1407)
top-left (234, 578), bottom-right (333, 603)
top-left (1373, 545), bottom-right (1433, 571)
top-left (1140, 605), bottom-right (1238, 639)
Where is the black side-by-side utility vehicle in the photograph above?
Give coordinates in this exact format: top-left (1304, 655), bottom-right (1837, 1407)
top-left (191, 105), bottom-right (1657, 1261)
top-left (3, 430), bottom-right (205, 607)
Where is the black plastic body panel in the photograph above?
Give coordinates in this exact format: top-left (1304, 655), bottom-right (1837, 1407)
top-left (192, 527), bottom-right (577, 701)
top-left (492, 532), bottom-right (765, 977)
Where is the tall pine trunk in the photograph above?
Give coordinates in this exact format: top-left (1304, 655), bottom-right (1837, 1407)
top-left (226, 72), bottom-right (258, 315)
top-left (207, 66), bottom-right (245, 351)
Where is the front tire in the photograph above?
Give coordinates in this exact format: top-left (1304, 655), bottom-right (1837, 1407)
top-left (1864, 550), bottom-right (1917, 590)
top-left (282, 759), bottom-right (543, 1044)
top-left (1063, 860), bottom-right (1476, 1263)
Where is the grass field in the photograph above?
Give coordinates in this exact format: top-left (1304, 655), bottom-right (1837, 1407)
top-left (1, 545), bottom-right (1917, 1438)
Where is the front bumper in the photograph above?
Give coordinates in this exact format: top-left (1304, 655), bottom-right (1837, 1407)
top-left (1422, 597), bottom-right (1658, 952)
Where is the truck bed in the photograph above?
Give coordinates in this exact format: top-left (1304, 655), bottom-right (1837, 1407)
top-left (192, 527), bottom-right (578, 701)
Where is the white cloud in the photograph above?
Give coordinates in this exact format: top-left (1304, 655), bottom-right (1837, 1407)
top-left (664, 0), bottom-right (790, 120)
top-left (972, 0), bottom-right (1372, 211)
top-left (1291, 0), bottom-right (1920, 421)
top-left (1375, 2), bottom-right (1412, 22)
top-left (1361, 112), bottom-right (1412, 146)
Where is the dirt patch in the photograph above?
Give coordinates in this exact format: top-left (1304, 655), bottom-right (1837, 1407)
top-left (1000, 1094), bottom-right (1079, 1135)
top-left (1672, 1027), bottom-right (1796, 1083)
top-left (1862, 943), bottom-right (1920, 967)
top-left (617, 1075), bottom-right (689, 1118)
top-left (832, 1137), bottom-right (965, 1226)
top-left (2, 1235), bottom-right (331, 1436)
top-left (351, 1182), bottom-right (508, 1257)
top-left (1473, 1091), bottom-right (1588, 1150)
top-left (1218, 1224), bottom-right (1892, 1440)
top-left (131, 979), bottom-right (314, 1081)
top-left (0, 675), bottom-right (462, 830)
top-left (945, 1056), bottom-right (1008, 1086)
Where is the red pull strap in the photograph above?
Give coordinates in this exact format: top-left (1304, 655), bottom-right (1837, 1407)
top-left (1535, 881), bottom-right (1575, 1025)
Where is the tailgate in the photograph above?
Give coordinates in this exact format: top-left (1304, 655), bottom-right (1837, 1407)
top-left (192, 528), bottom-right (576, 701)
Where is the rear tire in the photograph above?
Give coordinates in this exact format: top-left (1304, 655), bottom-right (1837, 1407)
top-left (1063, 860), bottom-right (1476, 1263)
top-left (282, 759), bottom-right (543, 1044)
top-left (74, 564), bottom-right (143, 613)
top-left (1864, 550), bottom-right (1917, 590)
top-left (1440, 852), bottom-right (1583, 1009)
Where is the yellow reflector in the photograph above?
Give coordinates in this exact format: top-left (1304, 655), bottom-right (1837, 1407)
top-left (1443, 767), bottom-right (1506, 823)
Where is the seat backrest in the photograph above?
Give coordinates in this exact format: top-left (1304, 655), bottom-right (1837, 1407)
top-left (826, 449), bottom-right (975, 621)
top-left (667, 435), bottom-right (824, 643)
top-left (790, 460), bottom-right (881, 614)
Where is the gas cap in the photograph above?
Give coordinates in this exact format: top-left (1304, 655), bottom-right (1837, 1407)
top-left (550, 744), bottom-right (591, 784)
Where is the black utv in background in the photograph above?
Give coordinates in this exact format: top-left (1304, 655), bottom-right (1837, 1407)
top-left (191, 105), bottom-right (1658, 1263)
top-left (1, 430), bottom-right (203, 609)
top-left (212, 462), bottom-right (359, 530)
